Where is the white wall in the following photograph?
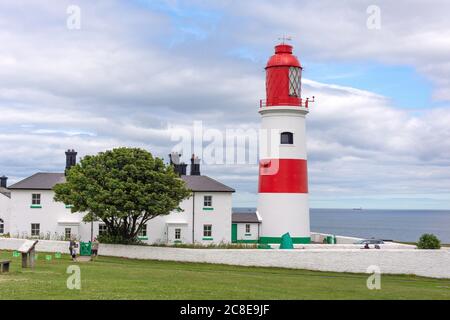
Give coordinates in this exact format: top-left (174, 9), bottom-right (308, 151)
top-left (235, 222), bottom-right (259, 242)
top-left (1, 238), bottom-right (448, 279)
top-left (193, 192), bottom-right (232, 244)
top-left (9, 189), bottom-right (92, 241)
top-left (0, 193), bottom-right (10, 234)
top-left (139, 191), bottom-right (232, 244)
top-left (8, 189), bottom-right (233, 245)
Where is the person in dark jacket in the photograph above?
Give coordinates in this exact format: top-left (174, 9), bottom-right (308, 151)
top-left (69, 238), bottom-right (78, 261)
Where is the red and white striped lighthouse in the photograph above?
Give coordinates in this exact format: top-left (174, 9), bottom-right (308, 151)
top-left (257, 42), bottom-right (313, 244)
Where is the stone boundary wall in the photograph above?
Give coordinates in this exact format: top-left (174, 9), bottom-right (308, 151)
top-left (1, 238), bottom-right (448, 279)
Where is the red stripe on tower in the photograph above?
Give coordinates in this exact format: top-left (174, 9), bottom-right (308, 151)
top-left (258, 159), bottom-right (308, 193)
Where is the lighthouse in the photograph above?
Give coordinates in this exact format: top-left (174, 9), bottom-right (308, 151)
top-left (257, 41), bottom-right (313, 244)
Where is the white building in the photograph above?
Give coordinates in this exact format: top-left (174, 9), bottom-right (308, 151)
top-left (231, 211), bottom-right (262, 244)
top-left (0, 176), bottom-right (11, 236)
top-left (0, 151), bottom-right (235, 245)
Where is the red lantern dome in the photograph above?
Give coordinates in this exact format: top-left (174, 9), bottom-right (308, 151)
top-left (261, 43), bottom-right (313, 108)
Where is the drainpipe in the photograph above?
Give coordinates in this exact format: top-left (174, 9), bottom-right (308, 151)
top-left (258, 223), bottom-right (260, 243)
top-left (192, 192), bottom-right (195, 244)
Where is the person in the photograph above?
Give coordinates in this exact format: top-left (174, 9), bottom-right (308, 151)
top-left (363, 243), bottom-right (370, 249)
top-left (69, 238), bottom-right (78, 261)
top-left (91, 237), bottom-right (99, 257)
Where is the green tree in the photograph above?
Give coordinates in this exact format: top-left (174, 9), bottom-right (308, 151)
top-left (417, 233), bottom-right (441, 249)
top-left (54, 148), bottom-right (191, 244)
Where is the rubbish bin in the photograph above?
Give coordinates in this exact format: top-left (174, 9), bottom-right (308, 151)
top-left (79, 242), bottom-right (92, 256)
top-left (326, 235), bottom-right (335, 244)
top-left (279, 233), bottom-right (294, 249)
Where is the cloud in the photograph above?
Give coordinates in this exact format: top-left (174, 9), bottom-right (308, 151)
top-left (0, 0), bottom-right (449, 209)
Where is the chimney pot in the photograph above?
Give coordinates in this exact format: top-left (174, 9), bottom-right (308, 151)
top-left (0, 176), bottom-right (7, 188)
top-left (190, 154), bottom-right (201, 176)
top-left (65, 149), bottom-right (78, 174)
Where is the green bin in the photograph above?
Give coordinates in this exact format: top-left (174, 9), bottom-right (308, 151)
top-left (326, 235), bottom-right (335, 244)
top-left (279, 232), bottom-right (294, 249)
top-left (79, 242), bottom-right (92, 256)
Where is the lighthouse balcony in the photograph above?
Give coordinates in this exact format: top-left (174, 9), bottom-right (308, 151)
top-left (260, 97), bottom-right (314, 108)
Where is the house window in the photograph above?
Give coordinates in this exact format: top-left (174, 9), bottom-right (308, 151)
top-left (65, 228), bottom-right (71, 240)
top-left (138, 224), bottom-right (147, 238)
top-left (32, 193), bottom-right (41, 205)
top-left (289, 66), bottom-right (301, 97)
top-left (98, 224), bottom-right (107, 236)
top-left (31, 223), bottom-right (40, 237)
top-left (280, 132), bottom-right (294, 145)
top-left (175, 228), bottom-right (181, 240)
top-left (245, 224), bottom-right (251, 233)
top-left (204, 195), bottom-right (212, 207)
top-left (0, 219), bottom-right (4, 234)
top-left (203, 224), bottom-right (212, 237)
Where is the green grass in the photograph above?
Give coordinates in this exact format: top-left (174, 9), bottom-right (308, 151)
top-left (1, 250), bottom-right (450, 300)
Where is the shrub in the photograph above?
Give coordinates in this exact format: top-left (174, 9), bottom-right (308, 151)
top-left (97, 233), bottom-right (143, 245)
top-left (417, 233), bottom-right (441, 249)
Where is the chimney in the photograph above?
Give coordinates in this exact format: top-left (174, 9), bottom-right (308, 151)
top-left (190, 154), bottom-right (201, 176)
top-left (169, 152), bottom-right (187, 176)
top-left (65, 149), bottom-right (77, 174)
top-left (0, 176), bottom-right (7, 188)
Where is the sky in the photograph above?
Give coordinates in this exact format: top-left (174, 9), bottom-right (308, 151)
top-left (1, 0), bottom-right (450, 209)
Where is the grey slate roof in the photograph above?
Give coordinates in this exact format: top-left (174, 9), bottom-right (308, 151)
top-left (8, 172), bottom-right (235, 193)
top-left (181, 175), bottom-right (235, 193)
top-left (8, 173), bottom-right (66, 190)
top-left (232, 212), bottom-right (261, 223)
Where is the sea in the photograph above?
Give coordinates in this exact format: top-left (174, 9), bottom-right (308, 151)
top-left (233, 208), bottom-right (450, 243)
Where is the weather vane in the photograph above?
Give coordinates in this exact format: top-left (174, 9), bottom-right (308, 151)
top-left (278, 35), bottom-right (292, 44)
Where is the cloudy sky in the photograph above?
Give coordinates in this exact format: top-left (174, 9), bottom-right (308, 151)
top-left (1, 0), bottom-right (450, 209)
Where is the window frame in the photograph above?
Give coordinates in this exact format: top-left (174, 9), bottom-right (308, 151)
top-left (203, 195), bottom-right (212, 207)
top-left (280, 132), bottom-right (294, 145)
top-left (31, 193), bottom-right (41, 205)
top-left (65, 227), bottom-right (71, 240)
top-left (288, 66), bottom-right (302, 97)
top-left (98, 224), bottom-right (107, 236)
top-left (175, 228), bottom-right (181, 240)
top-left (203, 224), bottom-right (212, 237)
top-left (245, 224), bottom-right (251, 234)
top-left (138, 224), bottom-right (147, 238)
top-left (31, 223), bottom-right (40, 237)
top-left (0, 218), bottom-right (4, 234)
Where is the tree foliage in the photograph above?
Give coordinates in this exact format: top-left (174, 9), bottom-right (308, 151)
top-left (417, 233), bottom-right (441, 249)
top-left (54, 148), bottom-right (191, 244)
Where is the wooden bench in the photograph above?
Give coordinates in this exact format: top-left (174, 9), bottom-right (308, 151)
top-left (0, 260), bottom-right (11, 273)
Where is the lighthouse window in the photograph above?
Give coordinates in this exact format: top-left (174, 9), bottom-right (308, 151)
top-left (0, 219), bottom-right (4, 234)
top-left (289, 67), bottom-right (301, 97)
top-left (281, 132), bottom-right (294, 144)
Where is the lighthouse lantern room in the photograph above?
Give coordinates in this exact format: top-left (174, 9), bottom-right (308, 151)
top-left (257, 41), bottom-right (313, 244)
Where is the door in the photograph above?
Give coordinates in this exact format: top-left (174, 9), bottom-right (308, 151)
top-left (231, 223), bottom-right (237, 243)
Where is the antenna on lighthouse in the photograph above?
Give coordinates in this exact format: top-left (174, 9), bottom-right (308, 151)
top-left (278, 35), bottom-right (292, 44)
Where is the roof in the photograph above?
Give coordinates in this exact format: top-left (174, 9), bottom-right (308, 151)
top-left (181, 175), bottom-right (235, 193)
top-left (232, 211), bottom-right (261, 223)
top-left (8, 172), bottom-right (235, 193)
top-left (8, 173), bottom-right (65, 190)
top-left (0, 187), bottom-right (11, 198)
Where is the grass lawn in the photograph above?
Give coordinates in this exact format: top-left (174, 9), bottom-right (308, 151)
top-left (1, 250), bottom-right (450, 300)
